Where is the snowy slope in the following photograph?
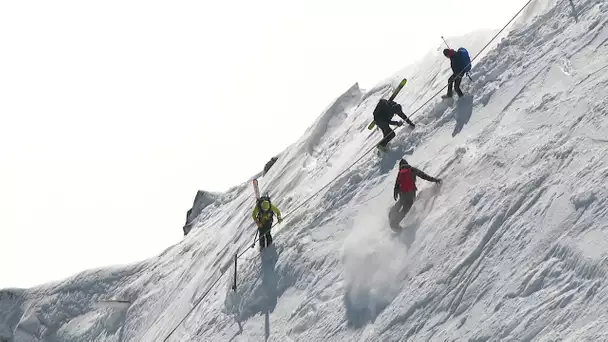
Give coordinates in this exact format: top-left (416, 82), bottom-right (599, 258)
top-left (2, 0), bottom-right (608, 341)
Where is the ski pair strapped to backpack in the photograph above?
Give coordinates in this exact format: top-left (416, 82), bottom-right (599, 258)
top-left (252, 179), bottom-right (271, 212)
top-left (252, 178), bottom-right (260, 199)
top-left (367, 77), bottom-right (408, 130)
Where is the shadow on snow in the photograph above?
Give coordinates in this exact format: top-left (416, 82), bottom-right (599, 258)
top-left (452, 94), bottom-right (474, 137)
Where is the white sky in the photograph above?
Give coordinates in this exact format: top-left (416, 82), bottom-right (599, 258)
top-left (0, 0), bottom-right (529, 288)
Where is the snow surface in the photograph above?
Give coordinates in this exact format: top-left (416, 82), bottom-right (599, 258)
top-left (2, 0), bottom-right (608, 341)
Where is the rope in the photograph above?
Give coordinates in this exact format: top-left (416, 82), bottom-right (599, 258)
top-left (162, 273), bottom-right (225, 341)
top-left (162, 0), bottom-right (538, 339)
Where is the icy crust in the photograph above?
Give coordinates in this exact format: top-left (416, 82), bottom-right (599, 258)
top-left (2, 0), bottom-right (608, 341)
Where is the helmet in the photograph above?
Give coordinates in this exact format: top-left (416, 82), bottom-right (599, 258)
top-left (443, 48), bottom-right (455, 58)
top-left (260, 200), bottom-right (271, 211)
top-left (399, 158), bottom-right (408, 167)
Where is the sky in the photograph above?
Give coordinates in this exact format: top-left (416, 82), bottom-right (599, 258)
top-left (0, 0), bottom-right (529, 288)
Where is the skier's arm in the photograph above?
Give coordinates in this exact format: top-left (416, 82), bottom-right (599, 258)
top-left (391, 103), bottom-right (415, 127)
top-left (271, 205), bottom-right (283, 222)
top-left (450, 57), bottom-right (458, 73)
top-left (398, 113), bottom-right (414, 127)
top-left (412, 167), bottom-right (441, 183)
top-left (252, 207), bottom-right (260, 223)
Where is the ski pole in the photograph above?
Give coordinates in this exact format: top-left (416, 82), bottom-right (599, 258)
top-left (441, 36), bottom-right (450, 49)
top-left (251, 230), bottom-right (258, 249)
top-left (231, 253), bottom-right (237, 291)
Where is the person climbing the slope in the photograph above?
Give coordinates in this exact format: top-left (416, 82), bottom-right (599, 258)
top-left (373, 98), bottom-right (415, 150)
top-left (442, 47), bottom-right (472, 98)
top-left (392, 158), bottom-right (441, 225)
top-left (252, 195), bottom-right (282, 250)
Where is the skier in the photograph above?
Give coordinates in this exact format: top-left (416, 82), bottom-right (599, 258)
top-left (392, 158), bottom-right (441, 223)
top-left (442, 47), bottom-right (472, 98)
top-left (373, 98), bottom-right (415, 149)
top-left (252, 195), bottom-right (282, 250)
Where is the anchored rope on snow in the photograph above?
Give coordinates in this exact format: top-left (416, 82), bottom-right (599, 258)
top-left (162, 0), bottom-right (543, 340)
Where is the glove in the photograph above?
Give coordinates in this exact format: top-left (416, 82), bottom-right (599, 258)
top-left (255, 220), bottom-right (263, 228)
top-left (277, 217), bottom-right (283, 224)
top-left (396, 121), bottom-right (404, 127)
top-left (408, 122), bottom-right (415, 129)
top-left (393, 188), bottom-right (399, 201)
top-left (435, 178), bottom-right (442, 184)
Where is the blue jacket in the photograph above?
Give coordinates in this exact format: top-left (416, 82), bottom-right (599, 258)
top-left (450, 48), bottom-right (472, 74)
top-left (450, 50), bottom-right (466, 74)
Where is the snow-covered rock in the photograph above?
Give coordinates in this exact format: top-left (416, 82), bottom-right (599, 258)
top-left (183, 190), bottom-right (220, 236)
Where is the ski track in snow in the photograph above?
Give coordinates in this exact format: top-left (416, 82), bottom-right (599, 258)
top-left (2, 0), bottom-right (608, 341)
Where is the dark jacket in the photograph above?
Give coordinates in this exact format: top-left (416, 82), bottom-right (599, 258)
top-left (450, 50), bottom-right (467, 74)
top-left (394, 165), bottom-right (439, 196)
top-left (373, 99), bottom-right (412, 125)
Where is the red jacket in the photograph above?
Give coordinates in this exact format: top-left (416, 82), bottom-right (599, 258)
top-left (394, 165), bottom-right (439, 194)
top-left (397, 167), bottom-right (417, 192)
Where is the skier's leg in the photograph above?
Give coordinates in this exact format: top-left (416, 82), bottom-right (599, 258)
top-left (388, 202), bottom-right (401, 229)
top-left (399, 191), bottom-right (416, 219)
top-left (258, 226), bottom-right (266, 249)
top-left (394, 195), bottom-right (406, 222)
top-left (446, 74), bottom-right (456, 97)
top-left (393, 193), bottom-right (407, 222)
top-left (377, 121), bottom-right (395, 147)
top-left (455, 75), bottom-right (464, 96)
top-left (262, 222), bottom-right (272, 248)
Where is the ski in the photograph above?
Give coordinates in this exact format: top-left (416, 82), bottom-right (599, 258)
top-left (388, 77), bottom-right (408, 102)
top-left (252, 179), bottom-right (260, 199)
top-left (368, 77), bottom-right (408, 130)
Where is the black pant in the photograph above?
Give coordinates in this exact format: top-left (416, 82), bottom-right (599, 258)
top-left (376, 120), bottom-right (396, 147)
top-left (396, 191), bottom-right (416, 222)
top-left (447, 73), bottom-right (464, 97)
top-left (258, 222), bottom-right (273, 249)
